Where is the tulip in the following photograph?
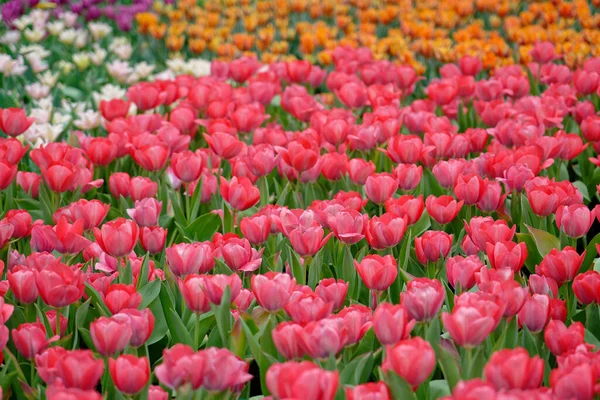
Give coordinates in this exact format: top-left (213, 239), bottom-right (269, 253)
top-left (251, 272), bottom-right (295, 312)
top-left (170, 107), bottom-right (197, 135)
top-left (104, 284), bottom-right (142, 314)
top-left (109, 355), bottom-right (150, 395)
top-left (90, 315), bottom-right (132, 356)
top-left (285, 291), bottom-right (333, 324)
top-left (8, 265), bottom-right (38, 303)
top-left (479, 279), bottom-right (528, 317)
top-left (483, 348), bottom-right (544, 390)
top-left (126, 198), bottom-right (162, 227)
top-left (179, 274), bottom-right (211, 314)
top-left (414, 231), bottom-right (453, 265)
top-left (373, 303), bottom-right (414, 345)
top-left (401, 278), bottom-right (445, 322)
top-left (530, 41), bottom-right (557, 64)
top-left (454, 173), bottom-right (485, 205)
top-left (56, 350), bottom-right (105, 390)
top-left (466, 217), bottom-right (516, 251)
top-left (200, 347), bottom-right (253, 392)
top-left (139, 226), bottom-right (167, 254)
top-left (1, 210), bottom-right (32, 239)
top-left (394, 164), bottom-right (422, 191)
top-left (148, 386), bottom-right (168, 400)
top-left (529, 274), bottom-right (559, 298)
top-left (69, 199), bottom-right (110, 231)
top-left (555, 204), bottom-right (595, 238)
top-left (550, 363), bottom-right (596, 400)
top-left (130, 143), bottom-right (170, 172)
top-left (287, 225), bottom-right (333, 257)
top-left (347, 158), bottom-right (376, 185)
top-left (385, 135), bottom-right (428, 164)
top-left (12, 322), bottom-right (57, 359)
top-left (476, 180), bottom-right (504, 212)
top-left (315, 278), bottom-right (348, 312)
top-left (425, 195), bottom-right (463, 225)
top-left (35, 262), bottom-right (85, 308)
top-left (99, 99), bottom-right (130, 121)
top-left (354, 255), bottom-right (397, 291)
top-left (205, 132), bottom-right (244, 159)
top-left (346, 382), bottom-right (391, 400)
top-left (544, 320), bottom-right (585, 356)
top-left (109, 172), bottom-right (131, 199)
top-left (166, 241), bottom-right (215, 277)
top-left (538, 247), bottom-right (584, 286)
top-left (442, 293), bottom-right (504, 347)
top-left (116, 308), bottom-right (155, 347)
top-left (94, 218), bottom-right (139, 258)
top-left (573, 271), bottom-right (600, 305)
top-left (201, 274), bottom-right (242, 305)
top-left (85, 137), bottom-right (118, 166)
top-left (36, 347), bottom-right (68, 385)
top-left (527, 186), bottom-right (559, 217)
top-left (240, 214), bottom-right (270, 245)
top-left (273, 322), bottom-right (306, 360)
top-left (221, 237), bottom-right (263, 273)
top-left (154, 344), bottom-right (203, 390)
top-left (517, 294), bottom-right (550, 333)
top-left (0, 108), bottom-right (34, 136)
top-left (446, 255), bottom-right (484, 291)
top-left (266, 361), bottom-right (339, 400)
top-left (382, 337), bottom-right (436, 390)
top-left (300, 318), bottom-right (348, 359)
top-left (365, 173), bottom-right (398, 205)
top-left (365, 213), bottom-right (407, 250)
top-left (220, 176), bottom-right (260, 211)
top-left (45, 310), bottom-right (68, 337)
top-left (385, 195), bottom-right (424, 225)
top-left (0, 160), bottom-right (17, 191)
top-left (171, 150), bottom-right (203, 183)
top-left (17, 171), bottom-right (41, 198)
top-left (321, 118), bottom-right (352, 147)
top-left (328, 210), bottom-right (368, 245)
top-left (485, 241), bottom-right (527, 272)
top-left (52, 217), bottom-right (92, 254)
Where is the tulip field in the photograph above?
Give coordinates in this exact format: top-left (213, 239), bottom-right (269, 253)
top-left (2, 0), bottom-right (600, 399)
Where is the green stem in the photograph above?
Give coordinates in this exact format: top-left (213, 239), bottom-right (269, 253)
top-left (194, 313), bottom-right (201, 350)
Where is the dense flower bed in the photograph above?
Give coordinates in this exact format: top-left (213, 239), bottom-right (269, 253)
top-left (1, 2), bottom-right (600, 400)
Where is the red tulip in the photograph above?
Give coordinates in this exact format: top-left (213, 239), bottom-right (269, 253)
top-left (129, 176), bottom-right (158, 201)
top-left (538, 247), bottom-right (584, 286)
top-left (131, 143), bottom-right (170, 172)
top-left (12, 322), bottom-right (57, 359)
top-left (36, 347), bottom-right (68, 384)
top-left (99, 99), bottom-right (130, 121)
top-left (385, 195), bottom-right (424, 225)
top-left (373, 303), bottom-right (414, 345)
top-left (315, 278), bottom-right (348, 312)
top-left (530, 41), bottom-right (557, 64)
top-left (198, 347), bottom-right (253, 392)
top-left (517, 294), bottom-right (550, 333)
top-left (220, 237), bottom-right (263, 273)
top-left (54, 217), bottom-right (92, 254)
top-left (109, 355), bottom-right (150, 395)
top-left (201, 273), bottom-right (242, 305)
top-left (483, 348), bottom-right (544, 390)
top-left (550, 363), bottom-right (596, 400)
top-left (0, 108), bottom-right (34, 136)
top-left (69, 199), bottom-right (110, 231)
top-left (446, 255), bottom-right (483, 291)
top-left (365, 173), bottom-right (398, 205)
top-left (139, 226), bottom-right (167, 254)
top-left (400, 278), bottom-right (445, 322)
top-left (442, 292), bottom-right (504, 347)
top-left (1, 210), bottom-right (31, 239)
top-left (394, 164), bottom-right (422, 191)
top-left (527, 186), bottom-right (559, 217)
top-left (266, 361), bottom-right (339, 400)
top-left (273, 322), bottom-right (306, 360)
top-left (414, 231), bottom-right (453, 265)
top-left (454, 173), bottom-right (485, 205)
top-left (251, 272), bottom-right (295, 312)
top-left (476, 180), bottom-right (504, 212)
top-left (529, 274), bottom-right (559, 298)
top-left (485, 241), bottom-right (528, 272)
top-left (85, 137), bottom-right (118, 166)
top-left (56, 350), bottom-right (104, 390)
top-left (126, 198), bottom-right (162, 227)
top-left (555, 204), bottom-right (595, 238)
top-left (171, 150), bottom-right (203, 183)
top-left (427, 80), bottom-right (457, 105)
top-left (300, 318), bottom-right (348, 359)
top-left (127, 82), bottom-right (162, 111)
top-left (346, 382), bottom-right (391, 400)
top-left (365, 213), bottom-right (407, 250)
top-left (544, 320), bottom-right (585, 356)
top-left (287, 225), bottom-right (333, 257)
top-left (573, 271), bottom-right (600, 305)
top-left (466, 217), bottom-right (516, 252)
top-left (220, 176), bottom-right (260, 211)
top-left (385, 135), bottom-right (429, 164)
top-left (8, 265), bottom-right (38, 303)
top-left (94, 218), bottom-right (139, 258)
top-left (0, 160), bottom-right (18, 190)
top-left (91, 315), bottom-right (132, 356)
top-left (170, 106), bottom-right (197, 135)
top-left (285, 291), bottom-right (333, 324)
top-left (328, 210), bottom-right (368, 245)
top-left (425, 195), bottom-right (463, 225)
top-left (347, 158), bottom-right (376, 185)
top-left (354, 254), bottom-right (397, 291)
top-left (116, 308), bottom-right (155, 347)
top-left (205, 132), bottom-right (244, 159)
top-left (35, 262), bottom-right (85, 308)
top-left (178, 274), bottom-right (211, 314)
top-left (17, 171), bottom-right (41, 198)
top-left (109, 172), bottom-right (131, 199)
top-left (166, 241), bottom-right (215, 277)
top-left (549, 298), bottom-right (567, 322)
top-left (336, 81), bottom-right (368, 108)
top-left (382, 337), bottom-right (436, 390)
top-left (479, 279), bottom-right (528, 317)
top-left (459, 55), bottom-right (482, 76)
top-left (104, 284), bottom-right (142, 314)
top-left (240, 214), bottom-right (270, 245)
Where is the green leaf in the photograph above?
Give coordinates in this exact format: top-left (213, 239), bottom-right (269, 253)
top-left (410, 211), bottom-right (431, 238)
top-left (340, 353), bottom-right (374, 385)
top-left (136, 254), bottom-right (151, 290)
top-left (146, 296), bottom-right (168, 345)
top-left (213, 286), bottom-right (232, 348)
top-left (164, 307), bottom-right (194, 347)
top-left (78, 327), bottom-right (95, 351)
top-left (342, 244), bottom-right (358, 300)
top-left (573, 181), bottom-right (590, 202)
top-left (582, 232), bottom-right (600, 272)
top-left (385, 371), bottom-right (418, 400)
top-left (276, 182), bottom-right (291, 206)
top-left (307, 250), bottom-right (323, 289)
top-left (429, 380), bottom-right (451, 399)
top-left (34, 304), bottom-right (54, 338)
top-left (426, 317), bottom-right (441, 346)
top-left (525, 225), bottom-right (559, 257)
top-left (434, 343), bottom-right (461, 391)
top-left (515, 233), bottom-right (542, 273)
top-left (120, 259), bottom-right (133, 285)
top-left (585, 328), bottom-right (600, 349)
top-left (139, 280), bottom-right (162, 309)
top-left (504, 316), bottom-right (518, 349)
top-left (185, 212), bottom-right (222, 241)
top-left (84, 283), bottom-right (111, 316)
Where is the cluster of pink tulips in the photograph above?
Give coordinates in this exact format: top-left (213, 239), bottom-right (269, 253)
top-left (0, 43), bottom-right (599, 400)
